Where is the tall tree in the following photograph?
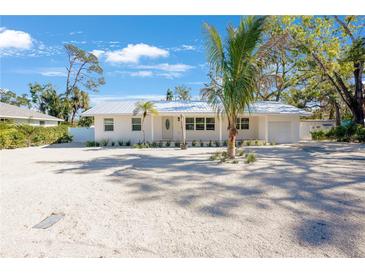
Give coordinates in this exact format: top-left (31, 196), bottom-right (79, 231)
top-left (275, 16), bottom-right (364, 125)
top-left (29, 83), bottom-right (67, 119)
top-left (65, 44), bottom-right (105, 97)
top-left (0, 88), bottom-right (31, 108)
top-left (202, 16), bottom-right (267, 158)
top-left (174, 85), bottom-right (191, 101)
top-left (166, 88), bottom-right (174, 101)
top-left (69, 87), bottom-right (90, 125)
top-left (133, 101), bottom-right (158, 144)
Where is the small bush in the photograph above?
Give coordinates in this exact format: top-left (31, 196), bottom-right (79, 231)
top-left (245, 153), bottom-right (257, 164)
top-left (215, 140), bottom-right (221, 147)
top-left (208, 140), bottom-right (213, 147)
top-left (100, 139), bottom-right (109, 146)
top-left (270, 141), bottom-right (276, 146)
top-left (152, 141), bottom-right (158, 148)
top-left (85, 141), bottom-right (96, 147)
top-left (237, 149), bottom-right (244, 157)
top-left (118, 140), bottom-right (124, 146)
top-left (237, 140), bottom-right (243, 147)
top-left (158, 141), bottom-right (163, 148)
top-left (175, 141), bottom-right (180, 148)
top-left (125, 140), bottom-right (131, 146)
top-left (355, 126), bottom-right (365, 142)
top-left (192, 140), bottom-right (197, 147)
top-left (245, 140), bottom-right (251, 146)
top-left (311, 130), bottom-right (327, 140)
top-left (254, 140), bottom-right (259, 146)
top-left (111, 141), bottom-right (115, 146)
top-left (200, 140), bottom-right (204, 147)
top-left (165, 140), bottom-right (171, 147)
top-left (223, 140), bottom-right (228, 146)
top-left (0, 128), bottom-right (27, 149)
top-left (232, 160), bottom-right (239, 164)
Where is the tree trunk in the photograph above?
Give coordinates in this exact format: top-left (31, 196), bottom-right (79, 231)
top-left (227, 127), bottom-right (237, 158)
top-left (334, 101), bottom-right (341, 126)
top-left (353, 62), bottom-right (365, 125)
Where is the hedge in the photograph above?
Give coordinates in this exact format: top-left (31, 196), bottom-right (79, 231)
top-left (0, 123), bottom-right (72, 149)
top-left (310, 123), bottom-right (365, 143)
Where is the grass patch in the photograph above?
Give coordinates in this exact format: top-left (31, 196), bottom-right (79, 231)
top-left (245, 152), bottom-right (257, 164)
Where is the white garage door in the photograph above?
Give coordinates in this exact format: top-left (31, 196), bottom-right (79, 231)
top-left (268, 121), bottom-right (292, 143)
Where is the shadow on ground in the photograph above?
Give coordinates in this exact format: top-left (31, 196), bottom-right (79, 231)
top-left (37, 142), bottom-right (365, 256)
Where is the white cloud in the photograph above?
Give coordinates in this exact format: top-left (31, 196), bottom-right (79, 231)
top-left (172, 44), bottom-right (196, 51)
top-left (13, 67), bottom-right (66, 77)
top-left (90, 49), bottom-right (105, 58)
top-left (69, 31), bottom-right (83, 36)
top-left (130, 70), bottom-right (153, 77)
top-left (137, 63), bottom-right (193, 72)
top-left (40, 70), bottom-right (66, 77)
top-left (0, 28), bottom-right (32, 50)
top-left (105, 43), bottom-right (169, 64)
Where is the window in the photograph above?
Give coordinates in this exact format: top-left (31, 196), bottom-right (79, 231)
top-left (195, 117), bottom-right (205, 130)
top-left (39, 120), bottom-right (45, 126)
top-left (206, 118), bottom-right (215, 130)
top-left (132, 118), bottom-right (141, 131)
top-left (185, 118), bottom-right (194, 130)
top-left (104, 118), bottom-right (114, 131)
top-left (236, 118), bottom-right (249, 130)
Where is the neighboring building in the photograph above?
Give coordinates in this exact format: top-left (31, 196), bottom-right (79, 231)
top-left (81, 100), bottom-right (311, 144)
top-left (0, 102), bottom-right (63, 127)
top-left (300, 119), bottom-right (336, 140)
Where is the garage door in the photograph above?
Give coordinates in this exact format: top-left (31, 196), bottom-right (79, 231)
top-left (268, 121), bottom-right (292, 143)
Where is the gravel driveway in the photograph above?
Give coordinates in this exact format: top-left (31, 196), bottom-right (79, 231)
top-left (1, 142), bottom-right (364, 257)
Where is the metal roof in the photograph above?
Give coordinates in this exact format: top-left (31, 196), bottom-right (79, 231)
top-left (0, 102), bottom-right (64, 121)
top-left (81, 100), bottom-right (311, 116)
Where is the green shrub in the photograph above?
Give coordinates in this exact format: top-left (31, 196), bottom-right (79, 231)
top-left (165, 140), bottom-right (171, 147)
top-left (192, 140), bottom-right (197, 147)
top-left (0, 124), bottom-right (71, 149)
top-left (311, 130), bottom-right (327, 140)
top-left (237, 149), bottom-right (244, 157)
top-left (151, 141), bottom-right (158, 148)
top-left (223, 140), bottom-right (227, 146)
top-left (0, 128), bottom-right (27, 149)
top-left (245, 153), bottom-right (257, 164)
top-left (254, 140), bottom-right (259, 146)
top-left (208, 140), bottom-right (213, 147)
top-left (200, 140), bottom-right (204, 147)
top-left (111, 141), bottom-right (115, 146)
top-left (85, 141), bottom-right (98, 147)
top-left (355, 126), bottom-right (365, 142)
top-left (174, 141), bottom-right (180, 148)
top-left (118, 140), bottom-right (124, 146)
top-left (215, 140), bottom-right (221, 147)
top-left (232, 160), bottom-right (239, 164)
top-left (100, 139), bottom-right (109, 146)
top-left (324, 123), bottom-right (364, 142)
top-left (158, 141), bottom-right (163, 148)
top-left (245, 140), bottom-right (251, 146)
top-left (125, 140), bottom-right (131, 146)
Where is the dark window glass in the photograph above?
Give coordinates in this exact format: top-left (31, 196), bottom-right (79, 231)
top-left (206, 117), bottom-right (215, 130)
top-left (104, 118), bottom-right (114, 131)
top-left (132, 118), bottom-right (141, 131)
top-left (185, 117), bottom-right (194, 130)
top-left (195, 117), bottom-right (205, 130)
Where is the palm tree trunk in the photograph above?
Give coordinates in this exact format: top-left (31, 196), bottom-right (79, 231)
top-left (227, 127), bottom-right (237, 158)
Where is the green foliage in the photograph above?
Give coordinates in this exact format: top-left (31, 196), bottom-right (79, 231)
top-left (158, 141), bottom-right (163, 148)
top-left (192, 140), bottom-right (197, 147)
top-left (166, 89), bottom-right (174, 101)
top-left (174, 141), bottom-right (180, 148)
top-left (133, 143), bottom-right (150, 149)
top-left (310, 130), bottom-right (327, 140)
top-left (151, 141), bottom-right (158, 148)
top-left (0, 124), bottom-right (71, 149)
top-left (125, 140), bottom-right (131, 146)
top-left (174, 85), bottom-right (192, 101)
top-left (237, 149), bottom-right (245, 157)
top-left (324, 123), bottom-right (365, 142)
top-left (111, 141), bottom-right (115, 146)
top-left (165, 140), bottom-right (171, 147)
top-left (85, 140), bottom-right (100, 147)
top-left (215, 140), bottom-right (221, 147)
top-left (118, 140), bottom-right (124, 146)
top-left (245, 140), bottom-right (251, 146)
top-left (245, 153), bottom-right (257, 164)
top-left (200, 140), bottom-right (204, 147)
top-left (77, 117), bottom-right (94, 127)
top-left (99, 139), bottom-right (109, 146)
top-left (0, 88), bottom-right (31, 108)
top-left (208, 140), bottom-right (213, 147)
top-left (223, 140), bottom-right (228, 146)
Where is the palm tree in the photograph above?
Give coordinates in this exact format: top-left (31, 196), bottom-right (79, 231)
top-left (133, 101), bottom-right (159, 143)
top-left (166, 89), bottom-right (174, 101)
top-left (201, 16), bottom-right (267, 158)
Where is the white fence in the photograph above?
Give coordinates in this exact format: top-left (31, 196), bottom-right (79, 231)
top-left (68, 127), bottom-right (95, 143)
top-left (300, 120), bottom-right (335, 140)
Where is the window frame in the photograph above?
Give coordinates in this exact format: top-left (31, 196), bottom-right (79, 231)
top-left (195, 117), bottom-right (205, 131)
top-left (104, 118), bottom-right (114, 132)
top-left (131, 117), bottom-right (142, 131)
top-left (39, 120), bottom-right (45, 126)
top-left (236, 117), bottom-right (249, 130)
top-left (185, 117), bottom-right (194, 130)
top-left (205, 117), bottom-right (215, 131)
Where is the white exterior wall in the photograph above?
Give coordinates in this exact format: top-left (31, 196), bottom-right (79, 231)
top-left (300, 120), bottom-right (336, 140)
top-left (3, 118), bottom-right (59, 127)
top-left (93, 114), bottom-right (301, 144)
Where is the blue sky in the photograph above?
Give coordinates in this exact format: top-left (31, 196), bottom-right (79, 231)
top-left (0, 16), bottom-right (241, 104)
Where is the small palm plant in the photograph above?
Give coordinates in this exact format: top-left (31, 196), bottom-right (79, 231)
top-left (133, 101), bottom-right (158, 144)
top-left (202, 16), bottom-right (268, 158)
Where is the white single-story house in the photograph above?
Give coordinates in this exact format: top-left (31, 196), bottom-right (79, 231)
top-left (0, 102), bottom-right (63, 127)
top-left (81, 100), bottom-right (311, 144)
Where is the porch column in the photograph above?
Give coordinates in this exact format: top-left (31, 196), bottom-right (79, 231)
top-left (219, 113), bottom-right (223, 143)
top-left (151, 115), bottom-right (154, 142)
top-left (264, 116), bottom-right (268, 142)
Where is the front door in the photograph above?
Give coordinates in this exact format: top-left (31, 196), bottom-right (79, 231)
top-left (162, 116), bottom-right (173, 140)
